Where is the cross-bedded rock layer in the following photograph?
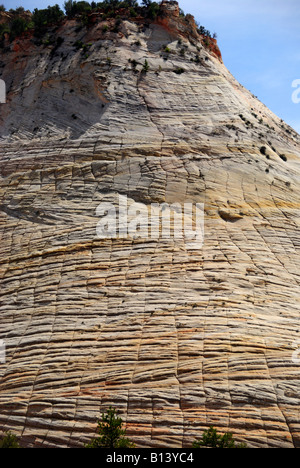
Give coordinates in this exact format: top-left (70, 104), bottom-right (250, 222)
top-left (0, 3), bottom-right (300, 448)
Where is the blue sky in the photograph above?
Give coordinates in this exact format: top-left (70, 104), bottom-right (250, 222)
top-left (3, 0), bottom-right (300, 133)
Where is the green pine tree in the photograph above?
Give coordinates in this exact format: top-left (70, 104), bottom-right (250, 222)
top-left (193, 426), bottom-right (247, 449)
top-left (85, 407), bottom-right (135, 448)
top-left (142, 59), bottom-right (150, 73)
top-left (0, 432), bottom-right (20, 448)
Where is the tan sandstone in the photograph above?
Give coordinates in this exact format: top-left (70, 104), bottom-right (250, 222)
top-left (0, 2), bottom-right (300, 448)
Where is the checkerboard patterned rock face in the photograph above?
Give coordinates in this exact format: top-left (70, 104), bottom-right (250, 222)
top-left (0, 8), bottom-right (300, 448)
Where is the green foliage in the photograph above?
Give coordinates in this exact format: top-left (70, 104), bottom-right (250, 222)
top-left (85, 407), bottom-right (135, 449)
top-left (129, 7), bottom-right (137, 17)
top-left (203, 37), bottom-right (210, 48)
top-left (0, 0), bottom-right (216, 54)
top-left (90, 0), bottom-right (139, 19)
top-left (193, 427), bottom-right (247, 449)
top-left (10, 16), bottom-right (30, 39)
top-left (145, 1), bottom-right (159, 19)
top-left (197, 24), bottom-right (212, 38)
top-left (142, 59), bottom-right (150, 73)
top-left (64, 0), bottom-right (73, 16)
top-left (11, 6), bottom-right (25, 15)
top-left (0, 432), bottom-right (20, 448)
top-left (0, 22), bottom-right (10, 39)
top-left (174, 67), bottom-right (185, 75)
top-left (74, 39), bottom-right (84, 48)
top-left (64, 0), bottom-right (92, 18)
top-left (32, 4), bottom-right (64, 30)
top-left (0, 4), bottom-right (64, 41)
top-left (196, 21), bottom-right (218, 48)
top-left (113, 16), bottom-right (122, 31)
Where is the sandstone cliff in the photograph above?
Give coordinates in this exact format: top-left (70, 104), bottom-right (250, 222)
top-left (0, 1), bottom-right (300, 448)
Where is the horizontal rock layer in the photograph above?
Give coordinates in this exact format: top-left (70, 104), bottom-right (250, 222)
top-left (0, 8), bottom-right (300, 448)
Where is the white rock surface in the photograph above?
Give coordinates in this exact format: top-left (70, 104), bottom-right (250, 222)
top-left (0, 5), bottom-right (300, 448)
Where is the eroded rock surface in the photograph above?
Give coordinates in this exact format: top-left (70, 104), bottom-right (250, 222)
top-left (0, 2), bottom-right (300, 448)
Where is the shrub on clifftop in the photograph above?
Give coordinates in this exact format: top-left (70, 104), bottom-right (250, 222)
top-left (32, 4), bottom-right (64, 30)
top-left (64, 0), bottom-right (92, 18)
